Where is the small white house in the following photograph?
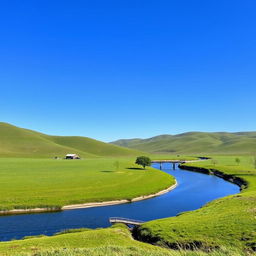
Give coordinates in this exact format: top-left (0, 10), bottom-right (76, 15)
top-left (65, 154), bottom-right (80, 159)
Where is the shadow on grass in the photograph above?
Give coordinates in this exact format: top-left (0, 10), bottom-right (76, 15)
top-left (100, 170), bottom-right (114, 173)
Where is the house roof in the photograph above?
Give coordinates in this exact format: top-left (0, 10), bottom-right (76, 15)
top-left (66, 154), bottom-right (78, 157)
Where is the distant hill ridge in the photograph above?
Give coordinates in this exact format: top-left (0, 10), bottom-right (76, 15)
top-left (111, 131), bottom-right (256, 154)
top-left (0, 122), bottom-right (141, 158)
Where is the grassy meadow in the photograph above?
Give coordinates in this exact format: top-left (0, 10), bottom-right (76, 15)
top-left (0, 225), bottom-right (245, 256)
top-left (0, 225), bottom-right (169, 255)
top-left (0, 157), bottom-right (175, 211)
top-left (0, 123), bottom-right (255, 255)
top-left (137, 155), bottom-right (256, 253)
top-left (0, 155), bottom-right (254, 255)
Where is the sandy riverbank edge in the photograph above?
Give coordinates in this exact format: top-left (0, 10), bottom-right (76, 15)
top-left (0, 181), bottom-right (178, 215)
top-left (62, 180), bottom-right (178, 210)
top-left (0, 159), bottom-right (208, 215)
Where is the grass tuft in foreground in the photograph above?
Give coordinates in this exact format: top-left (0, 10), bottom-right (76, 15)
top-left (16, 246), bottom-right (245, 256)
top-left (0, 225), bottom-right (245, 256)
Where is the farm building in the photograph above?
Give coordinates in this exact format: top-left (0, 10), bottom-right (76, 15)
top-left (65, 154), bottom-right (80, 159)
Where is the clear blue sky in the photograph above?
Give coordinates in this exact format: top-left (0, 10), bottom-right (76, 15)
top-left (0, 0), bottom-right (255, 141)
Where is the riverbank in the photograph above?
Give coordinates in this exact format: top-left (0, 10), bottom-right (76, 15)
top-left (0, 156), bottom-right (246, 256)
top-left (63, 180), bottom-right (178, 210)
top-left (0, 163), bottom-right (238, 243)
top-left (0, 157), bottom-right (205, 216)
top-left (136, 156), bottom-right (256, 252)
top-left (0, 158), bottom-right (175, 215)
top-left (0, 180), bottom-right (177, 215)
top-left (178, 165), bottom-right (247, 189)
top-left (0, 224), bottom-right (243, 256)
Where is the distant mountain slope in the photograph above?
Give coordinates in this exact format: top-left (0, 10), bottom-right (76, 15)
top-left (0, 122), bottom-right (141, 158)
top-left (49, 136), bottom-right (140, 157)
top-left (111, 132), bottom-right (256, 154)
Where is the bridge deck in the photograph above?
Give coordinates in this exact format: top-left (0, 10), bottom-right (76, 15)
top-left (109, 217), bottom-right (145, 226)
top-left (151, 160), bottom-right (185, 163)
top-left (151, 159), bottom-right (203, 164)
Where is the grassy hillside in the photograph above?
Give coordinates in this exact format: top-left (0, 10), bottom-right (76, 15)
top-left (111, 132), bottom-right (256, 154)
top-left (0, 225), bottom-right (169, 256)
top-left (49, 136), bottom-right (138, 157)
top-left (0, 122), bottom-right (141, 158)
top-left (136, 155), bottom-right (256, 252)
top-left (0, 158), bottom-right (174, 211)
top-left (0, 225), bottom-right (243, 256)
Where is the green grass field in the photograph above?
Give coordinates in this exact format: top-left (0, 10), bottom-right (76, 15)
top-left (0, 225), bottom-right (169, 255)
top-left (0, 155), bottom-right (254, 255)
top-left (0, 225), bottom-right (244, 256)
top-left (137, 155), bottom-right (256, 253)
top-left (0, 157), bottom-right (175, 211)
top-left (0, 123), bottom-right (255, 255)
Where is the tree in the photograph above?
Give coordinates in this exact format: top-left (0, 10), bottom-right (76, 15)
top-left (113, 161), bottom-right (120, 171)
top-left (253, 156), bottom-right (256, 169)
top-left (235, 157), bottom-right (240, 166)
top-left (135, 156), bottom-right (151, 169)
top-left (211, 159), bottom-right (218, 166)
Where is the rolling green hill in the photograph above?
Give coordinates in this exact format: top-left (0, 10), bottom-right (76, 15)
top-left (111, 132), bottom-right (256, 154)
top-left (0, 122), bottom-right (141, 158)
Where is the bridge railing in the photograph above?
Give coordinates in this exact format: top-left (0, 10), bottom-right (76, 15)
top-left (109, 217), bottom-right (145, 224)
top-left (151, 160), bottom-right (185, 163)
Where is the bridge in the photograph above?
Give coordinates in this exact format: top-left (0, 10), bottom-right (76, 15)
top-left (109, 217), bottom-right (145, 227)
top-left (151, 160), bottom-right (185, 170)
top-left (151, 159), bottom-right (205, 170)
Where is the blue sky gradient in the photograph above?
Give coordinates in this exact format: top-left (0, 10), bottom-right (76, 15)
top-left (0, 1), bottom-right (255, 141)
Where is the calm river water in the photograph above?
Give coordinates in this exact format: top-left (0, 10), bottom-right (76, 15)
top-left (0, 163), bottom-right (239, 241)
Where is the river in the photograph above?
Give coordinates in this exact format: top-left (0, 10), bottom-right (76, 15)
top-left (0, 163), bottom-right (239, 241)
